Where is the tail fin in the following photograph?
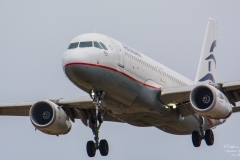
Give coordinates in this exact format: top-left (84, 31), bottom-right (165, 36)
top-left (195, 18), bottom-right (217, 84)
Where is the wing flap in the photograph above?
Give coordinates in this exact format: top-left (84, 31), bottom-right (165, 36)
top-left (221, 81), bottom-right (240, 102)
top-left (73, 108), bottom-right (88, 126)
top-left (177, 103), bottom-right (195, 117)
top-left (233, 106), bottom-right (240, 113)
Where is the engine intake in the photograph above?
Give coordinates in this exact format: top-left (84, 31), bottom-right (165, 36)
top-left (30, 101), bottom-right (54, 126)
top-left (190, 85), bottom-right (233, 119)
top-left (30, 100), bottom-right (72, 135)
top-left (191, 86), bottom-right (214, 110)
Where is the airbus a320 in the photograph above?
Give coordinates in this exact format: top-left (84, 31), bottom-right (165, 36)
top-left (1, 18), bottom-right (240, 157)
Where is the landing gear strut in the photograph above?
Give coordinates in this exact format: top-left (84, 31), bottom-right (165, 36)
top-left (86, 91), bottom-right (109, 157)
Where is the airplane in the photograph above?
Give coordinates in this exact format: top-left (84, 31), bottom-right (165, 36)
top-left (1, 17), bottom-right (240, 157)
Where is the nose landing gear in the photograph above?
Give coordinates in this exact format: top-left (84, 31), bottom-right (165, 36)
top-left (86, 91), bottom-right (109, 157)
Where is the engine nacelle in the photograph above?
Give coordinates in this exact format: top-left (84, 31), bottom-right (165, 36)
top-left (29, 100), bottom-right (72, 135)
top-left (190, 85), bottom-right (233, 119)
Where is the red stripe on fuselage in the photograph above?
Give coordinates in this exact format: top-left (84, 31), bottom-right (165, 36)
top-left (206, 118), bottom-right (213, 127)
top-left (64, 62), bottom-right (160, 89)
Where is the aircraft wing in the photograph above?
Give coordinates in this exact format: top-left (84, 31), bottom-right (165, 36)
top-left (221, 80), bottom-right (240, 113)
top-left (221, 81), bottom-right (240, 102)
top-left (159, 81), bottom-right (240, 117)
top-left (0, 96), bottom-right (123, 126)
top-left (159, 85), bottom-right (196, 105)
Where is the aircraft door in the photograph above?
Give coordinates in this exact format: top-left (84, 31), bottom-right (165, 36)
top-left (109, 38), bottom-right (124, 68)
top-left (158, 68), bottom-right (165, 84)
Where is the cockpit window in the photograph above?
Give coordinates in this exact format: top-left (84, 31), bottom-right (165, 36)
top-left (94, 41), bottom-right (102, 49)
top-left (79, 41), bottom-right (93, 48)
top-left (99, 42), bottom-right (108, 50)
top-left (68, 42), bottom-right (79, 49)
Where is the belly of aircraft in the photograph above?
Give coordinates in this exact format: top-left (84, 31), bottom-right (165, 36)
top-left (65, 64), bottom-right (199, 135)
top-left (65, 64), bottom-right (141, 106)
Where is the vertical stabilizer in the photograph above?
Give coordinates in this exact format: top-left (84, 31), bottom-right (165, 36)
top-left (195, 18), bottom-right (217, 84)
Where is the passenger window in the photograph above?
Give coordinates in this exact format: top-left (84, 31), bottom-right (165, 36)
top-left (99, 42), bottom-right (108, 50)
top-left (94, 41), bottom-right (102, 49)
top-left (79, 41), bottom-right (92, 48)
top-left (68, 42), bottom-right (79, 49)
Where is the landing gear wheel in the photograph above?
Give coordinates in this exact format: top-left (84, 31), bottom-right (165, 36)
top-left (90, 113), bottom-right (96, 124)
top-left (86, 141), bottom-right (96, 157)
top-left (99, 139), bottom-right (109, 156)
top-left (205, 129), bottom-right (214, 146)
top-left (98, 112), bottom-right (103, 123)
top-left (192, 131), bottom-right (201, 147)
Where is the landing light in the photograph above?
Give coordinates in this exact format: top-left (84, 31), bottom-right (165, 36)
top-left (167, 103), bottom-right (177, 109)
top-left (173, 104), bottom-right (176, 109)
top-left (90, 91), bottom-right (95, 99)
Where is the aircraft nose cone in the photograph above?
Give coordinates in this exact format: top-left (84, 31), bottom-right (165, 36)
top-left (62, 50), bottom-right (91, 87)
top-left (62, 50), bottom-right (90, 68)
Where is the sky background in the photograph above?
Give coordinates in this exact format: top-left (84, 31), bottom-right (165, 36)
top-left (0, 1), bottom-right (240, 160)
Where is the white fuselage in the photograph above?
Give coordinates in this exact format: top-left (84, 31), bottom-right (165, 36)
top-left (62, 33), bottom-right (222, 135)
top-left (63, 33), bottom-right (194, 87)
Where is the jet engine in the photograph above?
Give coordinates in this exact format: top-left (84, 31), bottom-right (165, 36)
top-left (190, 85), bottom-right (233, 119)
top-left (29, 100), bottom-right (72, 135)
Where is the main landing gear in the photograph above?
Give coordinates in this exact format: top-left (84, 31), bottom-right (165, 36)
top-left (87, 91), bottom-right (109, 157)
top-left (192, 129), bottom-right (214, 147)
top-left (180, 103), bottom-right (214, 147)
top-left (192, 116), bottom-right (214, 147)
